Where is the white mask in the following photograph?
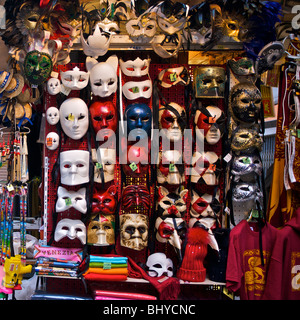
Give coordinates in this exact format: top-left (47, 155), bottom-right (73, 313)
top-left (146, 253), bottom-right (173, 277)
top-left (59, 97), bottom-right (89, 140)
top-left (46, 132), bottom-right (59, 150)
top-left (92, 148), bottom-right (116, 184)
top-left (46, 107), bottom-right (60, 125)
top-left (86, 56), bottom-right (118, 97)
top-left (126, 18), bottom-right (156, 38)
top-left (157, 16), bottom-right (187, 35)
top-left (54, 218), bottom-right (86, 244)
top-left (98, 18), bottom-right (119, 34)
top-left (57, 17), bottom-right (82, 38)
top-left (119, 57), bottom-right (150, 77)
top-left (122, 79), bottom-right (152, 100)
top-left (151, 33), bottom-right (182, 59)
top-left (56, 186), bottom-right (87, 214)
top-left (47, 78), bottom-right (61, 95)
top-left (60, 150), bottom-right (90, 186)
top-left (60, 66), bottom-right (89, 91)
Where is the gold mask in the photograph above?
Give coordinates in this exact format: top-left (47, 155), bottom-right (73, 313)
top-left (231, 127), bottom-right (263, 153)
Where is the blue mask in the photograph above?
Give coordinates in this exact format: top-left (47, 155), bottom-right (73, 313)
top-left (125, 103), bottom-right (152, 140)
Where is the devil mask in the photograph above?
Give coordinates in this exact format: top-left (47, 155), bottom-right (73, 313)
top-left (122, 185), bottom-right (150, 212)
top-left (92, 185), bottom-right (117, 215)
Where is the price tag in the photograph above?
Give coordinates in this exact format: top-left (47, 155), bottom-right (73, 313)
top-left (297, 129), bottom-right (300, 139)
top-left (65, 198), bottom-right (72, 206)
top-left (209, 116), bottom-right (216, 124)
top-left (131, 86), bottom-right (139, 93)
top-left (242, 157), bottom-right (251, 164)
top-left (169, 73), bottom-right (177, 82)
top-left (96, 162), bottom-right (103, 169)
top-left (68, 113), bottom-right (74, 121)
top-left (169, 163), bottom-right (175, 172)
top-left (46, 137), bottom-right (53, 147)
top-left (251, 209), bottom-right (259, 219)
top-left (129, 162), bottom-right (137, 171)
top-left (208, 163), bottom-right (216, 171)
top-left (223, 153), bottom-right (232, 163)
top-left (103, 262), bottom-right (111, 270)
top-left (7, 184), bottom-right (14, 192)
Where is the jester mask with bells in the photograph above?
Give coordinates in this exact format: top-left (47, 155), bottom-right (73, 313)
top-left (120, 214), bottom-right (149, 251)
top-left (87, 213), bottom-right (115, 246)
top-left (193, 66), bottom-right (226, 98)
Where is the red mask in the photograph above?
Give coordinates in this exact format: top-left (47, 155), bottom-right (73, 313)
top-left (122, 185), bottom-right (150, 210)
top-left (122, 145), bottom-right (149, 177)
top-left (92, 185), bottom-right (117, 215)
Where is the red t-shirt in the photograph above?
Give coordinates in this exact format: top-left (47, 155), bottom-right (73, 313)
top-left (226, 220), bottom-right (278, 300)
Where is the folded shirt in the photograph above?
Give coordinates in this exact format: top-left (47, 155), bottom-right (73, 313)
top-left (89, 256), bottom-right (128, 265)
top-left (83, 273), bottom-right (127, 282)
top-left (84, 267), bottom-right (128, 276)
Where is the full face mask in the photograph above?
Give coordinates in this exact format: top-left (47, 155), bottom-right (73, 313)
top-left (126, 16), bottom-right (156, 38)
top-left (158, 66), bottom-right (190, 88)
top-left (60, 66), bottom-right (89, 91)
top-left (119, 57), bottom-right (151, 77)
top-left (60, 150), bottom-right (90, 186)
top-left (46, 132), bottom-right (60, 150)
top-left (159, 102), bottom-right (186, 142)
top-left (92, 147), bottom-right (116, 184)
top-left (157, 150), bottom-right (185, 185)
top-left (190, 190), bottom-right (220, 219)
top-left (231, 127), bottom-right (263, 153)
top-left (120, 214), bottom-right (149, 251)
top-left (146, 252), bottom-right (174, 277)
top-left (122, 145), bottom-right (149, 178)
top-left (122, 79), bottom-right (152, 100)
top-left (54, 218), bottom-right (86, 244)
top-left (24, 50), bottom-right (53, 86)
top-left (46, 107), bottom-right (60, 125)
top-left (59, 97), bottom-right (89, 140)
top-left (194, 66), bottom-right (226, 98)
top-left (89, 101), bottom-right (118, 141)
top-left (47, 78), bottom-right (61, 95)
top-left (86, 56), bottom-right (118, 97)
top-left (229, 82), bottom-right (262, 124)
top-left (92, 185), bottom-right (117, 215)
top-left (191, 151), bottom-right (221, 185)
top-left (231, 154), bottom-right (263, 181)
top-left (195, 105), bottom-right (225, 145)
top-left (87, 213), bottom-right (115, 246)
top-left (156, 186), bottom-right (188, 218)
top-left (125, 103), bottom-right (152, 140)
top-left (56, 186), bottom-right (87, 214)
top-left (122, 185), bottom-right (150, 211)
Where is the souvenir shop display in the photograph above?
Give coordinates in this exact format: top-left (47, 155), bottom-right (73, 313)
top-left (0, 0), bottom-right (299, 302)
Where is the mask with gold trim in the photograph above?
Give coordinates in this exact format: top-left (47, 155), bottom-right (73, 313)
top-left (87, 213), bottom-right (115, 246)
top-left (231, 127), bottom-right (263, 153)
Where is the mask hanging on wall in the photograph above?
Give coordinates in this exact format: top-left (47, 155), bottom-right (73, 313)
top-left (60, 66), bottom-right (89, 91)
top-left (45, 132), bottom-right (60, 150)
top-left (122, 79), bottom-right (152, 100)
top-left (119, 57), bottom-right (151, 77)
top-left (46, 107), bottom-right (60, 125)
top-left (47, 78), bottom-right (61, 95)
top-left (54, 218), bottom-right (86, 244)
top-left (158, 66), bottom-right (190, 88)
top-left (121, 185), bottom-right (150, 212)
top-left (56, 186), bottom-right (87, 214)
top-left (92, 147), bottom-right (116, 184)
top-left (190, 189), bottom-right (220, 219)
top-left (92, 185), bottom-right (117, 215)
top-left (87, 213), bottom-right (115, 246)
top-left (122, 145), bottom-right (149, 178)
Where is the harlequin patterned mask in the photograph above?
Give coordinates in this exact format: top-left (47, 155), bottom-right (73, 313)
top-left (92, 185), bottom-right (117, 215)
top-left (158, 66), bottom-right (190, 88)
top-left (122, 185), bottom-right (150, 211)
top-left (87, 214), bottom-right (115, 246)
top-left (122, 145), bottom-right (149, 178)
top-left (190, 190), bottom-right (220, 219)
top-left (194, 66), bottom-right (225, 98)
top-left (120, 214), bottom-right (149, 251)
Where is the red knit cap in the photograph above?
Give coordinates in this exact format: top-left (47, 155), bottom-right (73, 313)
top-left (177, 227), bottom-right (209, 282)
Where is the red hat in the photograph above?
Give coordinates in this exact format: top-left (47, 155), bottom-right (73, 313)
top-left (177, 227), bottom-right (209, 282)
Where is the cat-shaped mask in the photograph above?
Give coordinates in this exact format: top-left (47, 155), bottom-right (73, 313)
top-left (92, 185), bottom-right (117, 215)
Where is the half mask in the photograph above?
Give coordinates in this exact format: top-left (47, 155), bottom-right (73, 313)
top-left (122, 145), bottom-right (149, 178)
top-left (46, 132), bottom-right (59, 150)
top-left (60, 66), bottom-right (89, 91)
top-left (56, 186), bottom-right (87, 214)
top-left (92, 185), bottom-right (117, 215)
top-left (122, 185), bottom-right (150, 211)
top-left (190, 190), bottom-right (220, 219)
top-left (54, 218), bottom-right (86, 244)
top-left (47, 78), bottom-right (61, 95)
top-left (146, 252), bottom-right (174, 277)
top-left (232, 181), bottom-right (264, 208)
top-left (120, 57), bottom-right (151, 77)
top-left (92, 148), bottom-right (116, 184)
top-left (46, 107), bottom-right (60, 125)
top-left (158, 66), bottom-right (190, 88)
top-left (60, 150), bottom-right (90, 186)
top-left (122, 79), bottom-right (152, 100)
top-left (59, 97), bottom-right (89, 140)
top-left (126, 17), bottom-right (156, 38)
top-left (120, 214), bottom-right (149, 251)
top-left (87, 213), bottom-right (115, 246)
top-left (231, 127), bottom-right (263, 153)
top-left (231, 154), bottom-right (262, 181)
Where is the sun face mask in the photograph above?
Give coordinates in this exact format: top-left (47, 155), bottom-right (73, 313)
top-left (54, 218), bottom-right (86, 244)
top-left (231, 154), bottom-right (263, 181)
top-left (121, 185), bottom-right (150, 211)
top-left (126, 17), bottom-right (156, 38)
top-left (231, 127), bottom-right (263, 153)
top-left (92, 185), bottom-right (117, 215)
top-left (47, 78), bottom-right (61, 95)
top-left (87, 213), bottom-right (115, 246)
top-left (89, 100), bottom-right (118, 141)
top-left (125, 103), bottom-right (152, 140)
top-left (60, 150), bottom-right (90, 186)
top-left (146, 252), bottom-right (173, 277)
top-left (86, 56), bottom-right (118, 97)
top-left (46, 107), bottom-right (60, 125)
top-left (60, 66), bottom-right (89, 91)
top-left (56, 186), bottom-right (87, 214)
top-left (194, 66), bottom-right (226, 98)
top-left (195, 105), bottom-right (225, 145)
top-left (59, 97), bottom-right (89, 140)
top-left (122, 145), bottom-right (149, 178)
top-left (92, 147), bottom-right (116, 184)
top-left (46, 132), bottom-right (60, 150)
top-left (122, 79), bottom-right (152, 100)
top-left (119, 57), bottom-right (150, 77)
top-left (120, 214), bottom-right (149, 251)
top-left (190, 190), bottom-right (220, 219)
top-left (158, 66), bottom-right (190, 88)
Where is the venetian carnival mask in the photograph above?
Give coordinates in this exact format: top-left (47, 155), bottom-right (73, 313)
top-left (47, 78), bottom-right (61, 95)
top-left (125, 103), bottom-right (152, 141)
top-left (24, 50), bottom-right (53, 86)
top-left (57, 17), bottom-right (82, 38)
top-left (228, 57), bottom-right (256, 77)
top-left (46, 107), bottom-right (60, 125)
top-left (92, 148), bottom-right (116, 184)
top-left (92, 185), bottom-right (117, 215)
top-left (54, 218), bottom-right (86, 244)
top-left (122, 185), bottom-right (150, 211)
top-left (191, 151), bottom-right (221, 185)
top-left (156, 186), bottom-right (188, 218)
top-left (126, 16), bottom-right (157, 38)
top-left (231, 153), bottom-right (262, 181)
top-left (89, 100), bottom-right (118, 142)
top-left (122, 79), bottom-right (152, 100)
top-left (158, 66), bottom-right (190, 88)
top-left (60, 150), bottom-right (90, 186)
top-left (229, 82), bottom-right (262, 124)
top-left (59, 97), bottom-right (89, 140)
top-left (146, 252), bottom-right (174, 277)
top-left (159, 102), bottom-right (186, 142)
top-left (119, 57), bottom-right (150, 77)
top-left (195, 105), bottom-right (225, 145)
top-left (122, 145), bottom-right (149, 178)
top-left (120, 214), bottom-right (149, 251)
top-left (232, 181), bottom-right (264, 209)
top-left (231, 127), bottom-right (263, 153)
top-left (45, 132), bottom-right (59, 150)
top-left (60, 66), bottom-right (89, 91)
top-left (157, 150), bottom-right (185, 185)
top-left (190, 190), bottom-right (220, 219)
top-left (193, 66), bottom-right (226, 98)
top-left (86, 56), bottom-right (118, 97)
top-left (87, 214), bottom-right (115, 246)
top-left (56, 186), bottom-right (87, 214)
